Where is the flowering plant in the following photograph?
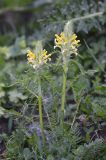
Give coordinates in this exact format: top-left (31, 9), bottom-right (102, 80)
top-left (54, 32), bottom-right (80, 125)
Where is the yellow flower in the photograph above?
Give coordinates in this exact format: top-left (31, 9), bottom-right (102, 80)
top-left (71, 34), bottom-right (77, 42)
top-left (27, 49), bottom-right (51, 69)
top-left (54, 32), bottom-right (80, 56)
top-left (71, 34), bottom-right (80, 46)
top-left (55, 32), bottom-right (68, 47)
top-left (27, 50), bottom-right (36, 63)
top-left (41, 49), bottom-right (51, 63)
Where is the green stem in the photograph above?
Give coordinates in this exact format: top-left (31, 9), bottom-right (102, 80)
top-left (37, 74), bottom-right (46, 152)
top-left (61, 63), bottom-right (67, 126)
top-left (71, 100), bottom-right (80, 128)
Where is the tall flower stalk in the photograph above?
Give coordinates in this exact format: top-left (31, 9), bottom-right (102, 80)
top-left (37, 72), bottom-right (46, 149)
top-left (27, 47), bottom-right (51, 151)
top-left (54, 32), bottom-right (80, 125)
top-left (61, 63), bottom-right (67, 125)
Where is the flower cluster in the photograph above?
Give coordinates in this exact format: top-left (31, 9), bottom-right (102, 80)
top-left (27, 33), bottom-right (80, 68)
top-left (55, 32), bottom-right (80, 55)
top-left (27, 49), bottom-right (51, 69)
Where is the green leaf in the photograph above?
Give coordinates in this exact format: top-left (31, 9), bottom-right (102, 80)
top-left (47, 155), bottom-right (54, 160)
top-left (95, 85), bottom-right (106, 95)
top-left (71, 75), bottom-right (90, 102)
top-left (8, 90), bottom-right (27, 103)
top-left (23, 148), bottom-right (32, 160)
top-left (0, 106), bottom-right (5, 116)
top-left (92, 103), bottom-right (106, 119)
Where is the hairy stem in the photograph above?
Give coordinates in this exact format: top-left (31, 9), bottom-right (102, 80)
top-left (61, 63), bottom-right (67, 126)
top-left (37, 74), bottom-right (46, 152)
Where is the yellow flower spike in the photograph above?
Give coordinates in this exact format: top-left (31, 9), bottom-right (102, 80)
top-left (54, 32), bottom-right (80, 56)
top-left (27, 49), bottom-right (51, 69)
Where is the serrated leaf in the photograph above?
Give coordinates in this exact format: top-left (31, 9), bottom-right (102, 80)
top-left (71, 75), bottom-right (90, 102)
top-left (92, 103), bottom-right (106, 119)
top-left (8, 90), bottom-right (27, 103)
top-left (95, 85), bottom-right (106, 95)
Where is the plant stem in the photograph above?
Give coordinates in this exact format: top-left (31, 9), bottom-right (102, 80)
top-left (71, 100), bottom-right (80, 128)
top-left (61, 63), bottom-right (67, 126)
top-left (37, 74), bottom-right (46, 152)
